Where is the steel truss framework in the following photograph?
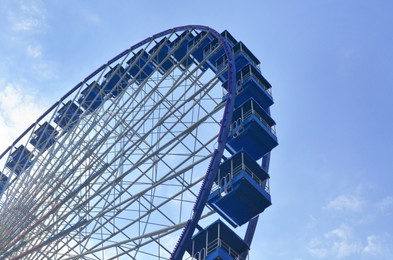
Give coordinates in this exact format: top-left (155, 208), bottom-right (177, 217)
top-left (0, 25), bottom-right (274, 259)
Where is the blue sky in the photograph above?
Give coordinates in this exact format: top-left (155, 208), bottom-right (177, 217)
top-left (1, 0), bottom-right (393, 259)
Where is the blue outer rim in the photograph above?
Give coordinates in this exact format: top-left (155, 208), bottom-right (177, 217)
top-left (169, 25), bottom-right (237, 259)
top-left (0, 25), bottom-right (238, 259)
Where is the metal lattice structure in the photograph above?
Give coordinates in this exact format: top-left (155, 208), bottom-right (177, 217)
top-left (0, 25), bottom-right (277, 259)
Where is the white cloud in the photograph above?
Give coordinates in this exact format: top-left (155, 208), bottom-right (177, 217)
top-left (308, 225), bottom-right (361, 259)
top-left (363, 235), bottom-right (382, 256)
top-left (32, 60), bottom-right (58, 81)
top-left (26, 44), bottom-right (42, 58)
top-left (325, 225), bottom-right (360, 258)
top-left (0, 82), bottom-right (46, 153)
top-left (75, 5), bottom-right (101, 25)
top-left (326, 225), bottom-right (351, 240)
top-left (376, 196), bottom-right (393, 213)
top-left (8, 0), bottom-right (46, 33)
top-left (362, 235), bottom-right (393, 259)
top-left (308, 224), bottom-right (393, 259)
top-left (11, 17), bottom-right (41, 32)
top-left (308, 237), bottom-right (329, 258)
top-left (0, 1), bottom-right (55, 83)
top-left (326, 194), bottom-right (365, 212)
top-left (86, 13), bottom-right (101, 25)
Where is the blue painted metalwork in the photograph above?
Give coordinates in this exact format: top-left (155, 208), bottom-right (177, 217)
top-left (226, 98), bottom-right (278, 160)
top-left (5, 145), bottom-right (33, 175)
top-left (77, 81), bottom-right (104, 112)
top-left (187, 219), bottom-right (249, 259)
top-left (233, 41), bottom-right (261, 70)
top-left (54, 101), bottom-right (84, 130)
top-left (102, 64), bottom-right (131, 97)
top-left (223, 63), bottom-right (273, 110)
top-left (208, 170), bottom-right (271, 227)
top-left (170, 26), bottom-right (237, 260)
top-left (203, 30), bottom-right (238, 75)
top-left (220, 30), bottom-right (238, 46)
top-left (188, 31), bottom-right (214, 71)
top-left (217, 40), bottom-right (261, 83)
top-left (208, 151), bottom-right (271, 227)
top-left (170, 31), bottom-right (195, 69)
top-left (127, 49), bottom-right (156, 84)
top-left (0, 173), bottom-right (8, 193)
top-left (240, 152), bottom-right (272, 259)
top-left (233, 98), bottom-right (276, 128)
top-left (149, 38), bottom-right (175, 74)
top-left (29, 122), bottom-right (58, 152)
top-left (203, 39), bottom-right (224, 73)
top-left (217, 151), bottom-right (270, 186)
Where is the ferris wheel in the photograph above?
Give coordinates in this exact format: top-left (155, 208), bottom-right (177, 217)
top-left (0, 25), bottom-right (278, 259)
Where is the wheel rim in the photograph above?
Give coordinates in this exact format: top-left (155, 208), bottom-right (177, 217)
top-left (0, 26), bottom-right (236, 259)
